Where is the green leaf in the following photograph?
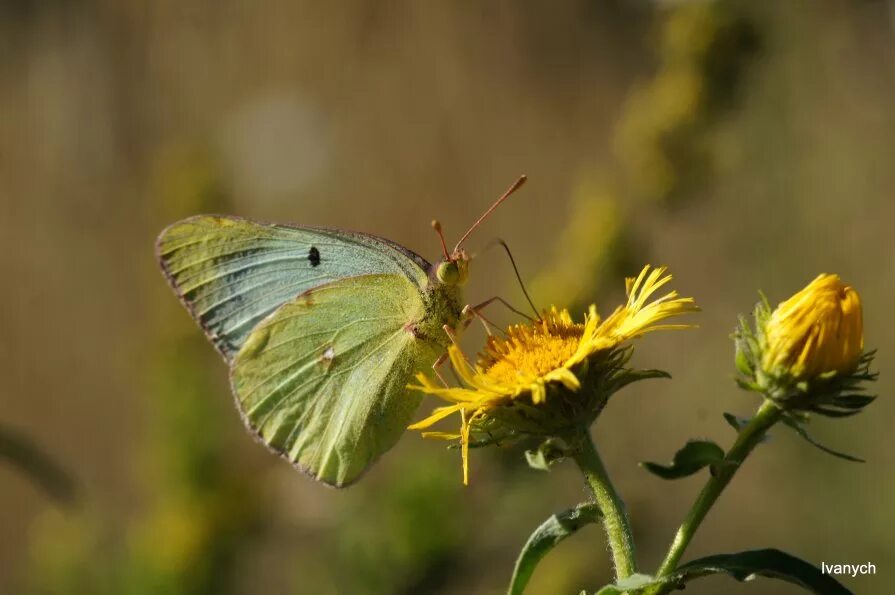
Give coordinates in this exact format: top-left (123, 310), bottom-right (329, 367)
top-left (809, 406), bottom-right (863, 419)
top-left (596, 573), bottom-right (657, 594)
top-left (723, 412), bottom-right (749, 432)
top-left (525, 438), bottom-right (568, 472)
top-left (641, 440), bottom-right (725, 480)
top-left (524, 449), bottom-right (551, 472)
top-left (668, 548), bottom-right (853, 594)
top-left (508, 503), bottom-right (601, 595)
top-left (781, 418), bottom-right (864, 463)
top-left (734, 377), bottom-right (761, 393)
top-left (611, 369), bottom-right (671, 393)
top-left (830, 394), bottom-right (876, 410)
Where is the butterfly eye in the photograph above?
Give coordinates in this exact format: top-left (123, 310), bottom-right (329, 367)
top-left (436, 259), bottom-right (470, 286)
top-left (436, 261), bottom-right (462, 285)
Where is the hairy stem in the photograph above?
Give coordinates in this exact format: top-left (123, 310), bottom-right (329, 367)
top-left (654, 400), bottom-right (783, 583)
top-left (571, 429), bottom-right (637, 580)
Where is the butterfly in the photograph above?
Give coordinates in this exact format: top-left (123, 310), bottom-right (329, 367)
top-left (155, 176), bottom-right (526, 487)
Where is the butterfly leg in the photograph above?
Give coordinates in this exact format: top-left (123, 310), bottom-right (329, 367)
top-left (461, 296), bottom-right (533, 334)
top-left (442, 323), bottom-right (460, 345)
top-left (469, 296), bottom-right (536, 321)
top-left (442, 324), bottom-right (473, 366)
top-left (431, 352), bottom-right (451, 387)
top-left (461, 304), bottom-right (498, 336)
top-left (427, 326), bottom-right (470, 387)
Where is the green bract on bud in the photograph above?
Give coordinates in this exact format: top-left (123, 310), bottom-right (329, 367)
top-left (734, 274), bottom-right (877, 416)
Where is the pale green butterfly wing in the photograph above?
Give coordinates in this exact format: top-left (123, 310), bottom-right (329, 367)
top-left (156, 215), bottom-right (430, 360)
top-left (230, 274), bottom-right (443, 487)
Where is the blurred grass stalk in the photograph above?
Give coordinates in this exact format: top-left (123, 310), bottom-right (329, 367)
top-left (531, 0), bottom-right (758, 309)
top-left (520, 1), bottom-right (760, 590)
top-left (0, 425), bottom-right (77, 507)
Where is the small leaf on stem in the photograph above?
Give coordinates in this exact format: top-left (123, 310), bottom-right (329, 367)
top-left (641, 440), bottom-right (725, 480)
top-left (525, 438), bottom-right (568, 471)
top-left (668, 548), bottom-right (853, 594)
top-left (507, 503), bottom-right (601, 595)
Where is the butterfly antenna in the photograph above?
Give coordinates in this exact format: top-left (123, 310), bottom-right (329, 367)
top-left (453, 175), bottom-right (527, 252)
top-left (431, 220), bottom-right (450, 260)
top-left (493, 238), bottom-right (541, 320)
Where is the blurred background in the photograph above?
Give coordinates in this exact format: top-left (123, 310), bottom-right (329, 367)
top-left (1, 1), bottom-right (893, 593)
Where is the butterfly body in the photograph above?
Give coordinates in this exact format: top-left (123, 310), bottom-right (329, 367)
top-left (409, 276), bottom-right (464, 345)
top-left (157, 214), bottom-right (465, 486)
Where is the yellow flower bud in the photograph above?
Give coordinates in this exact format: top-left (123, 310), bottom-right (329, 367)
top-left (762, 274), bottom-right (863, 379)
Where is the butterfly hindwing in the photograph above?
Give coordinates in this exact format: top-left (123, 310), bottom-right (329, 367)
top-left (156, 215), bottom-right (431, 360)
top-left (230, 274), bottom-right (442, 487)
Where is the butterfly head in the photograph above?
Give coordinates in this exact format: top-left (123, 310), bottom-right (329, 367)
top-left (435, 249), bottom-right (470, 286)
top-left (430, 175), bottom-right (527, 288)
top-left (431, 219), bottom-right (471, 286)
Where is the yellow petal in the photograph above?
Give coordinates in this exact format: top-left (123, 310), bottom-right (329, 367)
top-left (407, 404), bottom-right (464, 430)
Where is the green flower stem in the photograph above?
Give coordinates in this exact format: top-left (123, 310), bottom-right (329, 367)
top-left (571, 429), bottom-right (637, 580)
top-left (654, 400), bottom-right (784, 583)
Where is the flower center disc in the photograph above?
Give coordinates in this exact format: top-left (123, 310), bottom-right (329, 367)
top-left (481, 317), bottom-right (584, 384)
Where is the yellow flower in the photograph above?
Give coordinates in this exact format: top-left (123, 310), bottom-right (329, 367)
top-left (762, 274), bottom-right (863, 380)
top-left (409, 265), bottom-right (698, 484)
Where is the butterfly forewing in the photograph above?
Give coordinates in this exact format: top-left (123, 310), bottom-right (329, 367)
top-left (230, 274), bottom-right (442, 487)
top-left (156, 215), bottom-right (431, 360)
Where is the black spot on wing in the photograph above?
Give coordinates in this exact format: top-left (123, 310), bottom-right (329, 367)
top-left (308, 246), bottom-right (321, 267)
